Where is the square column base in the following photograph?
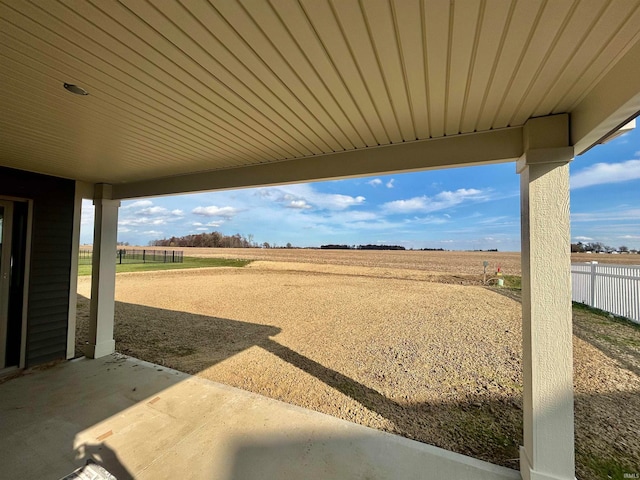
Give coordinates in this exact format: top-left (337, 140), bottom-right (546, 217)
top-left (83, 339), bottom-right (116, 359)
top-left (520, 448), bottom-right (577, 480)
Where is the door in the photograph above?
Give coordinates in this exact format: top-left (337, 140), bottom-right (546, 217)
top-left (0, 200), bottom-right (13, 369)
top-left (0, 199), bottom-right (28, 370)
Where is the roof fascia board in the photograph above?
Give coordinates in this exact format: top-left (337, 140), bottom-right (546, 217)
top-left (571, 38), bottom-right (640, 155)
top-left (112, 127), bottom-right (523, 199)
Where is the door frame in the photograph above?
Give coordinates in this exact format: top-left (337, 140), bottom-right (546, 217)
top-left (0, 200), bottom-right (14, 369)
top-left (0, 196), bottom-right (33, 372)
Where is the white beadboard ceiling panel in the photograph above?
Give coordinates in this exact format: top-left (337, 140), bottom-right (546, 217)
top-left (0, 0), bottom-right (639, 189)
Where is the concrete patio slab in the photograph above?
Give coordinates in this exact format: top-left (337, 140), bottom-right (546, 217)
top-left (0, 354), bottom-right (520, 480)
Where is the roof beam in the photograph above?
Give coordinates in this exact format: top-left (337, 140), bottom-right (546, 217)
top-left (571, 38), bottom-right (640, 155)
top-left (112, 127), bottom-right (523, 199)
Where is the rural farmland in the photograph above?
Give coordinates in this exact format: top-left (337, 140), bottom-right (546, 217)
top-left (103, 246), bottom-right (640, 274)
top-left (76, 249), bottom-right (640, 479)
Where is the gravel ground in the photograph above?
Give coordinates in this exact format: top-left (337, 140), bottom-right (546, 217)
top-left (76, 257), bottom-right (640, 478)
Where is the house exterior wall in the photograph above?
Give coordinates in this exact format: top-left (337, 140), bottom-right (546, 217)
top-left (0, 166), bottom-right (75, 367)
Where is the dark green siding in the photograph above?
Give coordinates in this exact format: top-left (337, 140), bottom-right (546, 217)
top-left (0, 166), bottom-right (75, 366)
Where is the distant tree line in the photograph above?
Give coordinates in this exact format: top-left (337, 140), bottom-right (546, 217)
top-left (150, 231), bottom-right (256, 248)
top-left (320, 244), bottom-right (406, 250)
top-left (359, 244), bottom-right (406, 250)
top-left (571, 241), bottom-right (636, 253)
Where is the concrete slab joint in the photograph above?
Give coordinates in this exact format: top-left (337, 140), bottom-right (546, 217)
top-left (85, 184), bottom-right (120, 360)
top-left (517, 114), bottom-right (576, 480)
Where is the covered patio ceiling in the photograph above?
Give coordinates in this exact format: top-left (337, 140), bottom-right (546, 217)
top-left (1, 0), bottom-right (640, 199)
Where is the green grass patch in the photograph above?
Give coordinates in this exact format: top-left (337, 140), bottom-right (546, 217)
top-left (78, 257), bottom-right (252, 276)
top-left (501, 275), bottom-right (521, 289)
top-left (573, 301), bottom-right (640, 330)
top-left (585, 454), bottom-right (639, 480)
top-left (456, 408), bottom-right (520, 459)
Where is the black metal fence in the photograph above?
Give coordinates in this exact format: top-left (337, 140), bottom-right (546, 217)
top-left (79, 249), bottom-right (184, 265)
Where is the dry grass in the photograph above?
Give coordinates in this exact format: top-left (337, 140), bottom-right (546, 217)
top-left (75, 250), bottom-right (640, 478)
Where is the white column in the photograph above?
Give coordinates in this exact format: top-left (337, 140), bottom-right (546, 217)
top-left (67, 182), bottom-right (94, 359)
top-left (85, 184), bottom-right (120, 359)
top-left (517, 115), bottom-right (575, 480)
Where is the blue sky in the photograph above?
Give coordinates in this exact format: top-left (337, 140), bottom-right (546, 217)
top-left (81, 125), bottom-right (640, 251)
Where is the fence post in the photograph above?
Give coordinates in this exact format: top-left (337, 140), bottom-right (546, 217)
top-left (143, 249), bottom-right (146, 264)
top-left (119, 249), bottom-right (122, 265)
top-left (590, 263), bottom-right (597, 308)
top-left (172, 251), bottom-right (175, 263)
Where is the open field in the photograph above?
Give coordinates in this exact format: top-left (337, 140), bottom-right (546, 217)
top-left (161, 248), bottom-right (524, 276)
top-left (76, 250), bottom-right (640, 478)
top-left (117, 247), bottom-right (640, 276)
top-left (572, 252), bottom-right (640, 265)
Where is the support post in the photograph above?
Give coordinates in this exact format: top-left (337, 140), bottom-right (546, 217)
top-left (66, 184), bottom-right (83, 359)
top-left (68, 182), bottom-right (93, 359)
top-left (85, 184), bottom-right (120, 359)
top-left (517, 115), bottom-right (576, 480)
top-left (590, 263), bottom-right (597, 309)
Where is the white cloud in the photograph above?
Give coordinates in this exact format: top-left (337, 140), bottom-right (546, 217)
top-left (112, 200), bottom-right (188, 238)
top-left (619, 234), bottom-right (640, 240)
top-left (194, 221), bottom-right (224, 228)
top-left (123, 200), bottom-right (153, 209)
top-left (383, 197), bottom-right (427, 213)
top-left (343, 211), bottom-right (378, 221)
top-left (192, 205), bottom-right (238, 218)
top-left (287, 200), bottom-right (312, 209)
top-left (81, 199), bottom-right (95, 226)
top-left (573, 236), bottom-right (593, 241)
top-left (325, 194), bottom-right (365, 209)
top-left (119, 217), bottom-right (166, 227)
top-left (571, 160), bottom-right (640, 189)
top-left (406, 216), bottom-right (449, 225)
top-left (143, 230), bottom-right (163, 236)
top-left (382, 188), bottom-right (487, 214)
top-left (257, 184), bottom-right (366, 211)
top-left (138, 206), bottom-right (168, 216)
top-left (367, 178), bottom-right (382, 187)
top-left (386, 179), bottom-right (395, 188)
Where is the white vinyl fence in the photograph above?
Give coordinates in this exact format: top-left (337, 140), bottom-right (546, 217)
top-left (571, 263), bottom-right (640, 324)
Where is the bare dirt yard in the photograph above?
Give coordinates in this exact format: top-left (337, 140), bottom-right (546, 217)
top-left (76, 250), bottom-right (640, 479)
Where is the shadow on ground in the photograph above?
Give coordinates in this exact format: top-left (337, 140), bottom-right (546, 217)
top-left (75, 294), bottom-right (640, 479)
